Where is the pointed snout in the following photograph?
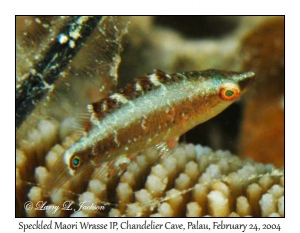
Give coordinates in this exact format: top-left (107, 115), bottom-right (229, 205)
top-left (233, 71), bottom-right (255, 92)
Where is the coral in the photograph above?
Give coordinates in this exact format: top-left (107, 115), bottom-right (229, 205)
top-left (16, 16), bottom-right (284, 217)
top-left (16, 120), bottom-right (283, 217)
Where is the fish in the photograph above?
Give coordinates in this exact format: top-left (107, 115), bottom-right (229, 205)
top-left (44, 69), bottom-right (255, 195)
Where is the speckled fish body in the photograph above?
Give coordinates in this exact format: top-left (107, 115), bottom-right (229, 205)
top-left (45, 69), bottom-right (255, 194)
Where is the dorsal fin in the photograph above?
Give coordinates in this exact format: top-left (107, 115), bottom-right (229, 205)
top-left (148, 69), bottom-right (172, 83)
top-left (86, 70), bottom-right (171, 121)
top-left (87, 94), bottom-right (123, 120)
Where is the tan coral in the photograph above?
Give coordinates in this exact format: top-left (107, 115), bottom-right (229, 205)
top-left (16, 122), bottom-right (284, 217)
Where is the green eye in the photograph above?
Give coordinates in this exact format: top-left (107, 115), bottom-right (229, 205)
top-left (72, 157), bottom-right (81, 167)
top-left (225, 90), bottom-right (234, 97)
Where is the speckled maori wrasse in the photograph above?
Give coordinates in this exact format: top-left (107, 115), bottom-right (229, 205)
top-left (45, 69), bottom-right (255, 195)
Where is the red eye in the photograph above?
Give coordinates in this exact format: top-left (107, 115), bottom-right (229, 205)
top-left (218, 83), bottom-right (240, 101)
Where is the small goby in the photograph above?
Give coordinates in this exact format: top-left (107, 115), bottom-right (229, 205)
top-left (45, 69), bottom-right (255, 194)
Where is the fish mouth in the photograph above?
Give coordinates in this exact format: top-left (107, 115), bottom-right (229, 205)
top-left (234, 71), bottom-right (255, 92)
